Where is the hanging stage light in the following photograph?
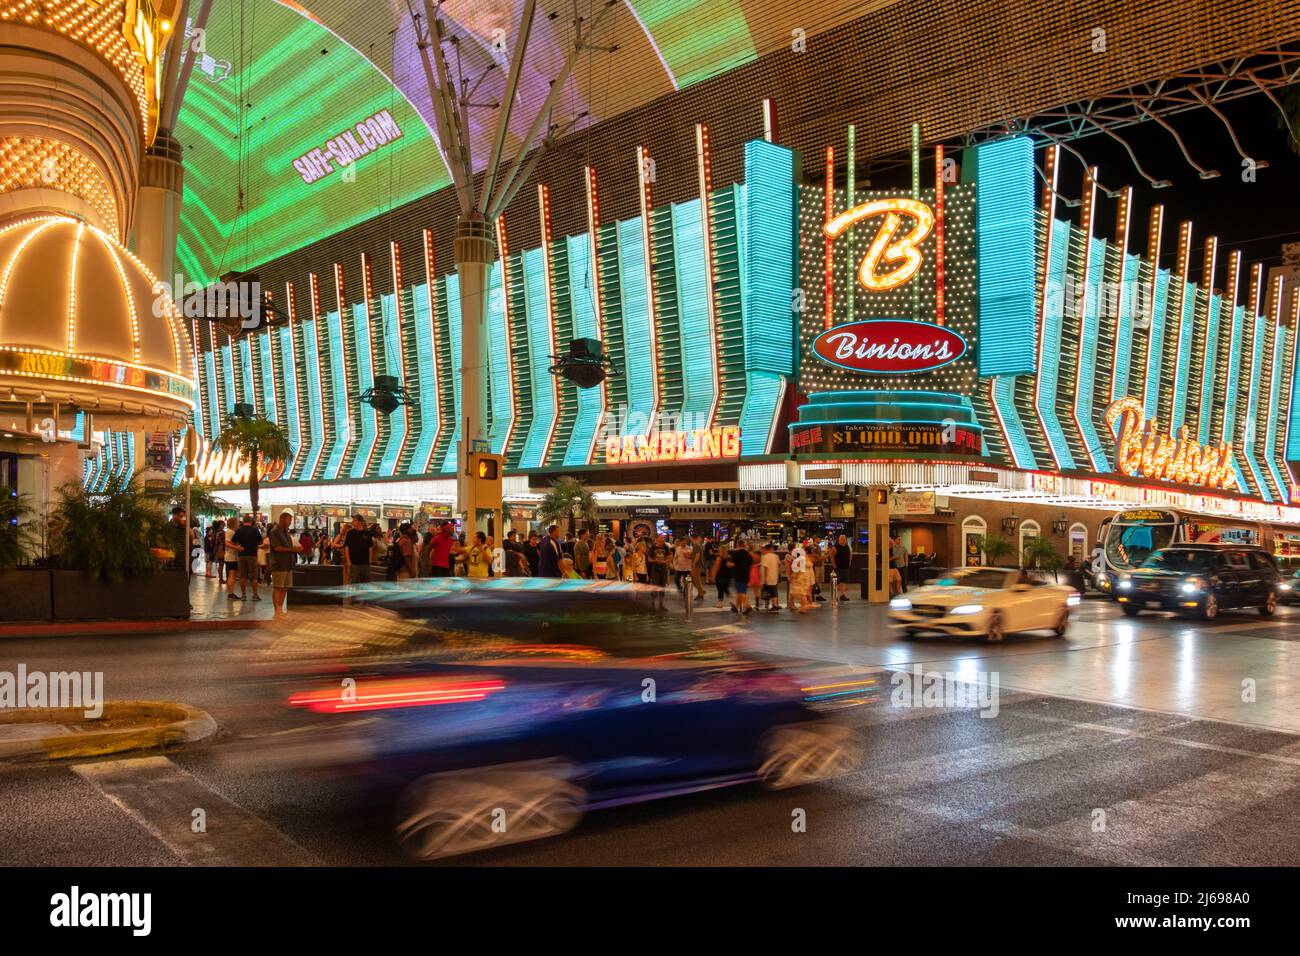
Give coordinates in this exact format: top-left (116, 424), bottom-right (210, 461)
top-left (549, 337), bottom-right (620, 389)
top-left (356, 374), bottom-right (411, 417)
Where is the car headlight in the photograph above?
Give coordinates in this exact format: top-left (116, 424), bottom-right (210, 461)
top-left (1117, 577), bottom-right (1132, 590)
top-left (1067, 593), bottom-right (1082, 606)
top-left (1279, 583), bottom-right (1293, 592)
top-left (1181, 577), bottom-right (1203, 594)
top-left (889, 597), bottom-right (912, 610)
top-left (951, 604), bottom-right (984, 615)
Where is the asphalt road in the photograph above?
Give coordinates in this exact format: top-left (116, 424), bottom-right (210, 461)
top-left (3, 597), bottom-right (1299, 866)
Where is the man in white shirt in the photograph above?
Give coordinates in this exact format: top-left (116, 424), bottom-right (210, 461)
top-left (760, 544), bottom-right (782, 611)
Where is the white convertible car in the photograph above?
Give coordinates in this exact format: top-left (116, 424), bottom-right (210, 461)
top-left (889, 567), bottom-right (1082, 642)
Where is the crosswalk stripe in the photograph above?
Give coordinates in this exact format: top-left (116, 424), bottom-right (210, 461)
top-left (72, 756), bottom-right (320, 866)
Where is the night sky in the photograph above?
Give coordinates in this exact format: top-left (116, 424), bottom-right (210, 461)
top-left (1061, 94), bottom-right (1300, 276)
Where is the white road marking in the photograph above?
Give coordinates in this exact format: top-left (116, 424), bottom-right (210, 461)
top-left (72, 755), bottom-right (320, 866)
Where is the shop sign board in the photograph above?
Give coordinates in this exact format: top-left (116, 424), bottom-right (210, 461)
top-left (889, 491), bottom-right (936, 516)
top-left (1105, 397), bottom-right (1236, 491)
top-left (810, 319), bottom-right (968, 375)
top-left (790, 421), bottom-right (982, 456)
top-left (628, 506), bottom-right (671, 518)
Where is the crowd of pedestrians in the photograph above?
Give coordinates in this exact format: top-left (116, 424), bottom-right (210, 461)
top-left (198, 513), bottom-right (862, 619)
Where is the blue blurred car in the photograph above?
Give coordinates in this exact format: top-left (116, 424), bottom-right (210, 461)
top-left (271, 579), bottom-right (855, 860)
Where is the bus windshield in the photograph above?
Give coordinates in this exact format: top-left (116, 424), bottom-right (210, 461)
top-left (1105, 521), bottom-right (1176, 570)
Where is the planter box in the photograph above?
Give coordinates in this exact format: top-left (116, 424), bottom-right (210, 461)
top-left (50, 570), bottom-right (190, 620)
top-left (0, 569), bottom-right (54, 621)
top-left (291, 563), bottom-right (345, 605)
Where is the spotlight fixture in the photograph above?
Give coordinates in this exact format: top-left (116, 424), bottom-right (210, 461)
top-left (356, 375), bottom-right (411, 416)
top-left (549, 338), bottom-right (620, 389)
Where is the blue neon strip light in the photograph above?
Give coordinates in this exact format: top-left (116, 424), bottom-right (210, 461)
top-left (1076, 236), bottom-right (1110, 470)
top-left (408, 284), bottom-right (439, 474)
top-left (517, 248), bottom-right (557, 470)
top-left (1222, 304), bottom-right (1244, 445)
top-left (375, 293), bottom-right (407, 477)
top-left (1142, 270), bottom-right (1169, 420)
top-left (1263, 325), bottom-right (1289, 500)
top-left (219, 343), bottom-right (236, 420)
top-left (1112, 254), bottom-right (1140, 400)
top-left (258, 334), bottom-right (276, 420)
top-left (1198, 294), bottom-right (1221, 445)
top-left (322, 309), bottom-right (349, 480)
top-left (1036, 222), bottom-right (1077, 469)
top-left (440, 274), bottom-right (462, 475)
top-left (564, 234), bottom-right (602, 466)
top-left (276, 327), bottom-right (300, 462)
top-left (240, 338), bottom-right (255, 407)
top-left (349, 303), bottom-right (378, 478)
top-left (203, 351), bottom-right (220, 439)
top-left (1170, 281), bottom-right (1195, 431)
top-left (1240, 313), bottom-right (1271, 500)
top-left (972, 136), bottom-right (1037, 376)
top-left (298, 318), bottom-right (325, 480)
top-left (993, 374), bottom-right (1037, 469)
top-left (670, 199), bottom-right (717, 423)
top-left (618, 217), bottom-right (656, 428)
top-left (486, 260), bottom-right (513, 457)
top-left (738, 139), bottom-right (797, 454)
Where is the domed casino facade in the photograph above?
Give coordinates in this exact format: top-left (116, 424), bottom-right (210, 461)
top-left (0, 1), bottom-right (192, 513)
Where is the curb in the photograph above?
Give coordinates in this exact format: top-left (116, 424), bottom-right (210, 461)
top-left (0, 619), bottom-right (263, 639)
top-left (0, 700), bottom-right (218, 761)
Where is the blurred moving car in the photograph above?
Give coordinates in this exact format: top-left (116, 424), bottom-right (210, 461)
top-left (889, 567), bottom-right (1080, 642)
top-left (261, 579), bottom-right (856, 861)
top-left (1115, 544), bottom-right (1281, 619)
top-left (1279, 568), bottom-right (1300, 605)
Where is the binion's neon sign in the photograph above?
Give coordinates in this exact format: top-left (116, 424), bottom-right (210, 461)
top-left (1105, 397), bottom-right (1236, 491)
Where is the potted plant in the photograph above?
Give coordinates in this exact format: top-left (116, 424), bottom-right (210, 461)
top-left (1022, 536), bottom-right (1065, 581)
top-left (975, 532), bottom-right (1016, 567)
top-left (46, 472), bottom-right (190, 620)
top-left (0, 491), bottom-right (52, 621)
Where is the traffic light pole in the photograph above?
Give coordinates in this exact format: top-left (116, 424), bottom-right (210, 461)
top-left (455, 216), bottom-right (495, 533)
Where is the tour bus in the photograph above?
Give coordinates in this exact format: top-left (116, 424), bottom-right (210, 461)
top-left (1092, 508), bottom-right (1278, 594)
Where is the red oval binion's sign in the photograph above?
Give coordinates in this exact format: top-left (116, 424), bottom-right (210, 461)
top-left (811, 319), bottom-right (968, 375)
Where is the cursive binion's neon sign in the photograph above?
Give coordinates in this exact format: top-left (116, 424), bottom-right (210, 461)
top-left (1105, 396), bottom-right (1236, 491)
top-left (823, 198), bottom-right (934, 291)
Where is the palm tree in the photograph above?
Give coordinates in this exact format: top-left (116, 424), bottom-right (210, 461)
top-left (535, 475), bottom-right (596, 534)
top-left (1022, 536), bottom-right (1065, 579)
top-left (215, 413), bottom-right (291, 517)
top-left (51, 472), bottom-right (169, 582)
top-left (169, 481), bottom-right (233, 518)
top-left (975, 532), bottom-right (1015, 567)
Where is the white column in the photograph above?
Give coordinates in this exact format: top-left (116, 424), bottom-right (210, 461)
top-left (454, 215), bottom-right (495, 531)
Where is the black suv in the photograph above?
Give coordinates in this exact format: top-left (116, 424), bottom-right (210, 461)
top-left (1116, 544), bottom-right (1280, 620)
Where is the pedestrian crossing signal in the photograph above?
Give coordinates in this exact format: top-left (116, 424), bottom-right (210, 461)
top-left (469, 452), bottom-right (503, 511)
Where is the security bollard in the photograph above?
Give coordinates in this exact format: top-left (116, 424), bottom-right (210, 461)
top-left (830, 572), bottom-right (839, 612)
top-left (684, 574), bottom-right (693, 620)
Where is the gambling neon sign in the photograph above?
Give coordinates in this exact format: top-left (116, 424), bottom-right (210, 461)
top-left (1105, 397), bottom-right (1236, 491)
top-left (824, 198), bottom-right (934, 291)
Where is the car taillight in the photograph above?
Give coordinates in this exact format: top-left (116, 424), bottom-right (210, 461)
top-left (288, 677), bottom-right (506, 713)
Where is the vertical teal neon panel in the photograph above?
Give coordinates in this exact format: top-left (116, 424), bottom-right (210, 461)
top-left (1198, 294), bottom-right (1221, 445)
top-left (375, 293), bottom-right (407, 476)
top-left (1036, 222), bottom-right (1077, 470)
top-left (971, 136), bottom-right (1037, 376)
top-left (517, 248), bottom-right (557, 470)
top-left (739, 139), bottom-right (796, 456)
top-left (349, 303), bottom-right (377, 478)
top-left (1142, 271), bottom-right (1170, 420)
top-left (486, 260), bottom-right (513, 456)
top-left (322, 310), bottom-right (349, 480)
top-left (564, 234), bottom-right (603, 466)
top-left (1170, 282), bottom-right (1195, 431)
top-left (440, 274), bottom-right (462, 474)
top-left (298, 318), bottom-right (326, 480)
top-left (1076, 236), bottom-right (1110, 470)
top-left (408, 284), bottom-right (440, 473)
top-left (618, 217), bottom-right (656, 430)
top-left (670, 199), bottom-right (717, 424)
